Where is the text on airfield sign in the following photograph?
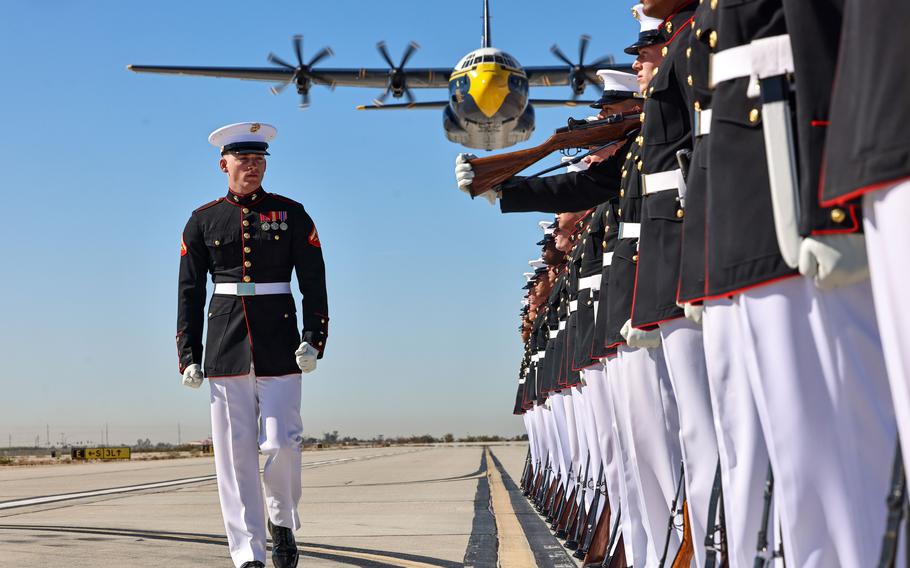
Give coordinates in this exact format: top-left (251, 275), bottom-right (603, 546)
top-left (71, 447), bottom-right (131, 460)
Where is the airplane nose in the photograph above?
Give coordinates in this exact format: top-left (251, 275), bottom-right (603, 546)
top-left (468, 64), bottom-right (511, 118)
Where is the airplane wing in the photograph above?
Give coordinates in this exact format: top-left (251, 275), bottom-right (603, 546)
top-left (127, 65), bottom-right (453, 89)
top-left (524, 64), bottom-right (635, 87)
top-left (356, 101), bottom-right (450, 110)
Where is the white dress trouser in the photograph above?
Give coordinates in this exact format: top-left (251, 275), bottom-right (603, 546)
top-left (210, 368), bottom-right (303, 568)
top-left (658, 318), bottom-right (720, 568)
top-left (541, 401), bottom-right (567, 496)
top-left (618, 344), bottom-right (682, 568)
top-left (703, 299), bottom-right (774, 568)
top-left (865, 181), bottom-right (910, 475)
top-left (735, 276), bottom-right (896, 567)
top-left (584, 364), bottom-right (622, 521)
top-left (608, 355), bottom-right (646, 568)
top-left (549, 392), bottom-right (575, 491)
top-left (573, 382), bottom-right (603, 512)
top-left (523, 412), bottom-right (539, 478)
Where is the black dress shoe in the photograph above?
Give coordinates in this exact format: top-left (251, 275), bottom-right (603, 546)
top-left (240, 562), bottom-right (265, 568)
top-left (268, 520), bottom-right (300, 568)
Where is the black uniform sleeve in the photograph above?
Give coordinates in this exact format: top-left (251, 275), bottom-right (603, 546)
top-left (498, 139), bottom-right (630, 213)
top-left (176, 214), bottom-right (208, 373)
top-left (293, 209), bottom-right (329, 358)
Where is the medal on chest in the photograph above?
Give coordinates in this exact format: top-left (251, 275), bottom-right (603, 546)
top-left (260, 211), bottom-right (289, 231)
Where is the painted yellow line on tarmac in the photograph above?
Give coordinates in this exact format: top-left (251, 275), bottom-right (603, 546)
top-left (485, 447), bottom-right (537, 567)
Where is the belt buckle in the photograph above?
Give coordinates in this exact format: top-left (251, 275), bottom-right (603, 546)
top-left (236, 282), bottom-right (256, 296)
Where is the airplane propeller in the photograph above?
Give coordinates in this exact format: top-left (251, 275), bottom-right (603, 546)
top-left (550, 35), bottom-right (615, 98)
top-left (267, 35), bottom-right (334, 108)
top-left (373, 41), bottom-right (420, 106)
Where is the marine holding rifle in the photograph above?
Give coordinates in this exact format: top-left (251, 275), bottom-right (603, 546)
top-left (481, 0), bottom-right (909, 565)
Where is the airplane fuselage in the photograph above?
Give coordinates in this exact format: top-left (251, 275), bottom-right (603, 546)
top-left (444, 48), bottom-right (534, 151)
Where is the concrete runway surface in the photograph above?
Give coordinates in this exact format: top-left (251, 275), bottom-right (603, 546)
top-left (0, 444), bottom-right (578, 567)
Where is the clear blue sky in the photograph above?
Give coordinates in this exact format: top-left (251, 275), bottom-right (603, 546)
top-left (0, 0), bottom-right (638, 446)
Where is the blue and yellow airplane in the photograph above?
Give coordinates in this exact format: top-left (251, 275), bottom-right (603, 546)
top-left (128, 0), bottom-right (631, 150)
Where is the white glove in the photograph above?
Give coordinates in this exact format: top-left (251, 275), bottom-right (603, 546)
top-left (182, 363), bottom-right (204, 389)
top-left (798, 234), bottom-right (869, 290)
top-left (683, 303), bottom-right (704, 326)
top-left (621, 318), bottom-right (662, 349)
top-left (295, 342), bottom-right (319, 374)
top-left (455, 153), bottom-right (497, 206)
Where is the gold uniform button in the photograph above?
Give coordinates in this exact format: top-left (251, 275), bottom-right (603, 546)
top-left (694, 101), bottom-right (701, 111)
top-left (251, 194), bottom-right (257, 200)
top-left (688, 75), bottom-right (693, 86)
top-left (711, 0), bottom-right (717, 8)
top-left (208, 312), bottom-right (213, 318)
top-left (283, 313), bottom-right (289, 319)
top-left (749, 108), bottom-right (760, 123)
top-left (318, 341), bottom-right (324, 347)
top-left (709, 31), bottom-right (718, 48)
top-left (244, 246), bottom-right (251, 253)
top-left (622, 170), bottom-right (628, 179)
top-left (661, 46), bottom-right (668, 57)
top-left (243, 232), bottom-right (251, 239)
top-left (637, 160), bottom-right (643, 171)
top-left (242, 208), bottom-right (249, 214)
top-left (620, 189), bottom-right (626, 197)
top-left (652, 67), bottom-right (659, 76)
top-left (686, 47), bottom-right (692, 58)
top-left (618, 208), bottom-right (623, 217)
top-left (321, 319), bottom-right (326, 324)
top-left (695, 28), bottom-right (702, 39)
top-left (639, 112), bottom-right (646, 122)
top-left (632, 254), bottom-right (639, 262)
top-left (830, 208), bottom-right (847, 223)
top-left (649, 86), bottom-right (654, 95)
top-left (274, 234), bottom-right (280, 240)
top-left (214, 240), bottom-right (220, 246)
top-left (243, 275), bottom-right (251, 283)
top-left (242, 220), bottom-right (250, 227)
top-left (665, 21), bottom-right (673, 34)
top-left (626, 152), bottom-right (632, 159)
top-left (244, 260), bottom-right (252, 268)
top-left (676, 209), bottom-right (685, 218)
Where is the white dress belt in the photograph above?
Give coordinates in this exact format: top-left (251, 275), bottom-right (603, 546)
top-left (694, 108), bottom-right (712, 137)
top-left (619, 222), bottom-right (641, 240)
top-left (642, 168), bottom-right (684, 195)
top-left (569, 300), bottom-right (579, 313)
top-left (214, 282), bottom-right (292, 296)
top-left (710, 34), bottom-right (793, 94)
top-left (537, 350), bottom-right (546, 358)
top-left (602, 251), bottom-right (614, 267)
top-left (578, 274), bottom-right (602, 291)
top-left (549, 329), bottom-right (559, 339)
top-left (531, 354), bottom-right (540, 363)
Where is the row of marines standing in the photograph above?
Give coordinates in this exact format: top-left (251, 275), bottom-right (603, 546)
top-left (455, 0), bottom-right (910, 566)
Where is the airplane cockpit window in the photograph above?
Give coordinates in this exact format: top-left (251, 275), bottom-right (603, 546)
top-left (482, 55), bottom-right (493, 62)
top-left (494, 55), bottom-right (504, 64)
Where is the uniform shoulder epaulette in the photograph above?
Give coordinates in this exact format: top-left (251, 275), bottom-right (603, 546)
top-left (269, 193), bottom-right (304, 208)
top-left (194, 197), bottom-right (224, 213)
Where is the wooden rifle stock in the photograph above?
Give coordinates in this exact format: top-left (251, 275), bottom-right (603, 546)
top-left (466, 113), bottom-right (641, 197)
top-left (671, 501), bottom-right (695, 568)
